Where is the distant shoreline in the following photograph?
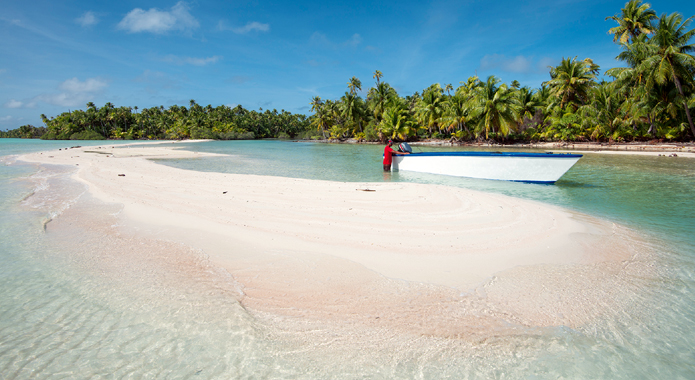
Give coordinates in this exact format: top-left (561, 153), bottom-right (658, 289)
top-left (309, 138), bottom-right (695, 156)
top-left (4, 136), bottom-right (694, 157)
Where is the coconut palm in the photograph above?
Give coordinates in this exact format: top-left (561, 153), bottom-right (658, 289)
top-left (583, 83), bottom-right (625, 141)
top-left (414, 84), bottom-right (445, 135)
top-left (373, 70), bottom-right (383, 85)
top-left (629, 83), bottom-right (672, 137)
top-left (340, 92), bottom-right (366, 134)
top-left (545, 57), bottom-right (598, 111)
top-left (310, 97), bottom-right (330, 138)
top-left (310, 96), bottom-right (323, 113)
top-left (441, 93), bottom-right (470, 136)
top-left (638, 12), bottom-right (695, 136)
top-left (515, 87), bottom-right (541, 122)
top-left (544, 109), bottom-right (584, 141)
top-left (379, 100), bottom-right (416, 141)
top-left (457, 76), bottom-right (481, 94)
top-left (467, 76), bottom-right (520, 140)
top-left (347, 76), bottom-right (362, 95)
top-left (606, 0), bottom-right (657, 44)
top-left (367, 82), bottom-right (397, 122)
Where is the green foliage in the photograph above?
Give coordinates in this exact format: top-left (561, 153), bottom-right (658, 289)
top-left (21, 102), bottom-right (310, 141)
top-left (69, 130), bottom-right (105, 140)
top-left (467, 76), bottom-right (520, 140)
top-left (0, 125), bottom-right (46, 138)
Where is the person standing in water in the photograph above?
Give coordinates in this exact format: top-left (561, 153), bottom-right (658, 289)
top-left (383, 139), bottom-right (409, 172)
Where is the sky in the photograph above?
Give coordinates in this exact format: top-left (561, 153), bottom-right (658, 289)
top-left (1, 0), bottom-right (694, 130)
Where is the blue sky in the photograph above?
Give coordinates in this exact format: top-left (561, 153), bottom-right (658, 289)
top-left (2, 0), bottom-right (694, 130)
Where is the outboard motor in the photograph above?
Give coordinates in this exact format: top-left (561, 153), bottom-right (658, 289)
top-left (398, 142), bottom-right (412, 153)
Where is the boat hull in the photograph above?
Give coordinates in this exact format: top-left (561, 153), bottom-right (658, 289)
top-left (392, 152), bottom-right (582, 183)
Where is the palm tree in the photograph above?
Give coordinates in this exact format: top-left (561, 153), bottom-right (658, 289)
top-left (583, 82), bottom-right (624, 141)
top-left (628, 83), bottom-right (669, 137)
top-left (373, 70), bottom-right (383, 85)
top-left (379, 100), bottom-right (416, 141)
top-left (340, 92), bottom-right (366, 134)
top-left (545, 57), bottom-right (598, 111)
top-left (514, 86), bottom-right (544, 133)
top-left (606, 0), bottom-right (657, 44)
top-left (638, 12), bottom-right (695, 136)
top-left (367, 82), bottom-right (397, 121)
top-left (415, 84), bottom-right (445, 135)
top-left (310, 96), bottom-right (323, 114)
top-left (467, 76), bottom-right (520, 140)
top-left (438, 77), bottom-right (481, 138)
top-left (544, 109), bottom-right (583, 141)
top-left (458, 76), bottom-right (481, 94)
top-left (347, 76), bottom-right (362, 95)
top-left (441, 93), bottom-right (470, 136)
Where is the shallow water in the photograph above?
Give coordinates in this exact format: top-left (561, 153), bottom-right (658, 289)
top-left (1, 139), bottom-right (695, 378)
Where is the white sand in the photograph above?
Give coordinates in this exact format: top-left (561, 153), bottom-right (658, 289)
top-left (19, 141), bottom-right (651, 337)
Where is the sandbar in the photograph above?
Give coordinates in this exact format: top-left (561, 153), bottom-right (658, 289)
top-left (18, 142), bottom-right (652, 338)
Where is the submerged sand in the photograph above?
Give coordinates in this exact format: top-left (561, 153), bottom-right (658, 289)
top-left (18, 142), bottom-right (653, 338)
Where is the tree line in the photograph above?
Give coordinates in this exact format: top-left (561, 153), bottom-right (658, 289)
top-left (2, 0), bottom-right (693, 143)
top-left (310, 0), bottom-right (695, 143)
top-left (1, 101), bottom-right (311, 140)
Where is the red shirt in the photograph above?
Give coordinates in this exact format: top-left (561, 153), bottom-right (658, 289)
top-left (383, 145), bottom-right (397, 165)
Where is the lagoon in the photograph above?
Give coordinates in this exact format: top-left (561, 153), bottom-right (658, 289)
top-left (1, 139), bottom-right (694, 378)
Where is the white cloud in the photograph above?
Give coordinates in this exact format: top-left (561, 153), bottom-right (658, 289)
top-left (59, 77), bottom-right (108, 93)
top-left (309, 32), bottom-right (363, 49)
top-left (479, 55), bottom-right (558, 75)
top-left (227, 76), bottom-right (251, 84)
top-left (345, 33), bottom-right (362, 47)
top-left (76, 11), bottom-right (98, 27)
top-left (4, 99), bottom-right (23, 108)
top-left (1, 116), bottom-right (13, 121)
top-left (117, 1), bottom-right (199, 34)
top-left (233, 21), bottom-right (269, 34)
top-left (3, 99), bottom-right (36, 109)
top-left (480, 54), bottom-right (532, 74)
top-left (37, 77), bottom-right (108, 107)
top-left (217, 20), bottom-right (270, 34)
top-left (161, 55), bottom-right (222, 66)
top-left (310, 32), bottom-right (331, 46)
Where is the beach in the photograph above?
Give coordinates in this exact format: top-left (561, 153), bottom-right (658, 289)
top-left (16, 141), bottom-right (653, 340)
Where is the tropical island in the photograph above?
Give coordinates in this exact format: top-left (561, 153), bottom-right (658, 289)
top-left (2, 0), bottom-right (694, 145)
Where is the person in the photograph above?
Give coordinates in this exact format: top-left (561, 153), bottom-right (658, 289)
top-left (383, 139), bottom-right (409, 171)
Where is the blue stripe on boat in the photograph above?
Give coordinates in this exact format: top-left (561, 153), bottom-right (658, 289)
top-left (407, 152), bottom-right (583, 158)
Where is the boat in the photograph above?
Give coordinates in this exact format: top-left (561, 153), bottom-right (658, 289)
top-left (391, 144), bottom-right (582, 184)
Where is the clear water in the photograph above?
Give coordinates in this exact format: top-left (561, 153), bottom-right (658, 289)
top-left (1, 139), bottom-right (694, 378)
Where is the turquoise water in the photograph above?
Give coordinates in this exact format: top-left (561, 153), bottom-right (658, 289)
top-left (1, 139), bottom-right (694, 378)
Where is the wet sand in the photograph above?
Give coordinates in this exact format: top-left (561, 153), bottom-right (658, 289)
top-left (18, 142), bottom-right (653, 338)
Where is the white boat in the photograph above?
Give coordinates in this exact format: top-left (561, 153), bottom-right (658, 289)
top-left (391, 150), bottom-right (582, 184)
